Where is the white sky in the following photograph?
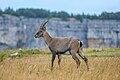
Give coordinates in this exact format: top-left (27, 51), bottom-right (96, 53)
top-left (0, 0), bottom-right (120, 15)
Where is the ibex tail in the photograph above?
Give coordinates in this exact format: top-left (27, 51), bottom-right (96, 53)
top-left (79, 40), bottom-right (83, 51)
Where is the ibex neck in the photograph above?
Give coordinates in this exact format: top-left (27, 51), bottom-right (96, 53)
top-left (43, 31), bottom-right (52, 46)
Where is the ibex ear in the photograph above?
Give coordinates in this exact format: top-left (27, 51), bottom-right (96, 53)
top-left (42, 26), bottom-right (46, 31)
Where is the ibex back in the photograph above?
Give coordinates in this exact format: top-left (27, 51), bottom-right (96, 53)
top-left (34, 21), bottom-right (89, 71)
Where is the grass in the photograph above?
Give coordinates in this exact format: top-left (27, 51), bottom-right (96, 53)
top-left (0, 48), bottom-right (120, 59)
top-left (0, 49), bottom-right (51, 61)
top-left (0, 48), bottom-right (120, 80)
top-left (84, 48), bottom-right (120, 57)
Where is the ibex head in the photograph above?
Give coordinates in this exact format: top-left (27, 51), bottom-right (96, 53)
top-left (34, 21), bottom-right (48, 38)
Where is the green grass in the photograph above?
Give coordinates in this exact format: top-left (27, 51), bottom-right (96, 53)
top-left (17, 49), bottom-right (51, 57)
top-left (0, 48), bottom-right (120, 61)
top-left (0, 49), bottom-right (51, 61)
top-left (84, 48), bottom-right (120, 57)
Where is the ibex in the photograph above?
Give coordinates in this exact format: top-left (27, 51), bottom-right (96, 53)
top-left (34, 21), bottom-right (89, 71)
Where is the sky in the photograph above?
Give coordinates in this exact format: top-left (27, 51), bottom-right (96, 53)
top-left (0, 0), bottom-right (120, 15)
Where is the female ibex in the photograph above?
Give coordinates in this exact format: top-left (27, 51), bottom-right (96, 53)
top-left (34, 21), bottom-right (89, 71)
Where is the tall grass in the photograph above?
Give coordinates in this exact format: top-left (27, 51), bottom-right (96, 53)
top-left (0, 48), bottom-right (120, 80)
top-left (0, 55), bottom-right (120, 80)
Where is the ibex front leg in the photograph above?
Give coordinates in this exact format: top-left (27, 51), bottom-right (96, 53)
top-left (51, 52), bottom-right (56, 70)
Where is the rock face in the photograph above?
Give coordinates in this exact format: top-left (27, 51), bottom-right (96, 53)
top-left (0, 15), bottom-right (120, 50)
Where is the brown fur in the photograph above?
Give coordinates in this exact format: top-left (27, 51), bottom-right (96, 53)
top-left (35, 21), bottom-right (89, 71)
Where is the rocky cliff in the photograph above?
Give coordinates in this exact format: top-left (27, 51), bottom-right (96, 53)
top-left (0, 15), bottom-right (120, 50)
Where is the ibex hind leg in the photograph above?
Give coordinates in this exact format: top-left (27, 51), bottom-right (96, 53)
top-left (78, 50), bottom-right (89, 71)
top-left (70, 50), bottom-right (81, 68)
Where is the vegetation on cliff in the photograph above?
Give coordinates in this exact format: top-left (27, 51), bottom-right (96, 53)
top-left (0, 7), bottom-right (120, 21)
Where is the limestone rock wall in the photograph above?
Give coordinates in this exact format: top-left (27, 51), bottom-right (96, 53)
top-left (0, 15), bottom-right (120, 50)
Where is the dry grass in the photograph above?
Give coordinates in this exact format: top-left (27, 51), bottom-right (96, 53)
top-left (0, 54), bottom-right (120, 80)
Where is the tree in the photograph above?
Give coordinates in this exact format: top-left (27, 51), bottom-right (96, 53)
top-left (99, 12), bottom-right (109, 20)
top-left (0, 9), bottom-right (2, 16)
top-left (115, 12), bottom-right (120, 20)
top-left (57, 11), bottom-right (70, 20)
top-left (4, 7), bottom-right (15, 15)
top-left (74, 14), bottom-right (83, 22)
top-left (92, 14), bottom-right (99, 19)
top-left (16, 8), bottom-right (36, 17)
top-left (70, 13), bottom-right (74, 18)
top-left (50, 11), bottom-right (58, 18)
top-left (0, 7), bottom-right (120, 20)
top-left (34, 9), bottom-right (50, 18)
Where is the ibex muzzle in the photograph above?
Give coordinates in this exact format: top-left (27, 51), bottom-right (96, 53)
top-left (34, 21), bottom-right (89, 71)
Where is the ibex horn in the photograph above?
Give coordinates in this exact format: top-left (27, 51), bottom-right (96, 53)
top-left (43, 21), bottom-right (48, 26)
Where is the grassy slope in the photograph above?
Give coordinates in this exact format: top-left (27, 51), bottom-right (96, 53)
top-left (0, 48), bottom-right (120, 80)
top-left (0, 48), bottom-right (120, 60)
